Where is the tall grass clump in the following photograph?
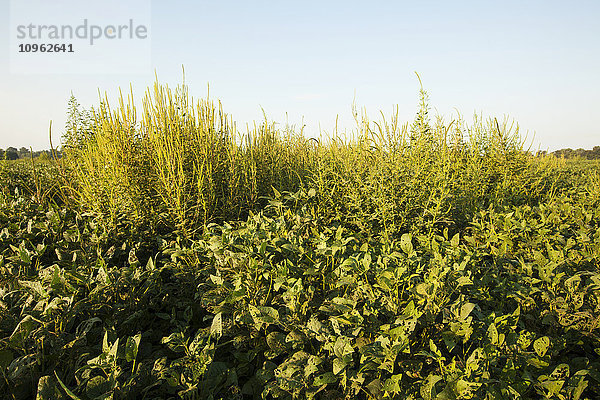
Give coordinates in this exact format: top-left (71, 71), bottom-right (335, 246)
top-left (64, 90), bottom-right (146, 225)
top-left (62, 79), bottom-right (314, 234)
top-left (141, 81), bottom-right (315, 229)
top-left (310, 80), bottom-right (565, 238)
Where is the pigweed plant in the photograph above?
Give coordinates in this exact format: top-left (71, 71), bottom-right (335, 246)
top-left (62, 82), bottom-right (314, 235)
top-left (0, 77), bottom-right (599, 399)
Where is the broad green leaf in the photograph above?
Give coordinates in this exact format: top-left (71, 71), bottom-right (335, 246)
top-left (50, 266), bottom-right (66, 293)
top-left (125, 334), bottom-right (141, 363)
top-left (455, 379), bottom-right (475, 396)
top-left (339, 257), bottom-right (358, 269)
top-left (333, 336), bottom-right (353, 358)
top-left (19, 247), bottom-right (31, 264)
top-left (450, 233), bottom-right (460, 248)
top-left (420, 374), bottom-right (443, 400)
top-left (36, 375), bottom-right (66, 400)
top-left (429, 339), bottom-right (441, 357)
top-left (304, 355), bottom-right (322, 378)
top-left (456, 276), bottom-right (473, 287)
top-left (10, 315), bottom-right (39, 347)
top-left (146, 257), bottom-right (155, 271)
top-left (266, 332), bottom-right (287, 354)
top-left (400, 233), bottom-right (413, 255)
top-left (313, 372), bottom-right (336, 386)
top-left (332, 357), bottom-right (347, 375)
top-left (259, 241), bottom-right (267, 255)
top-left (128, 249), bottom-right (139, 267)
top-left (249, 305), bottom-right (279, 329)
top-left (86, 375), bottom-right (112, 400)
top-left (97, 263), bottom-right (111, 285)
top-left (402, 301), bottom-right (416, 318)
top-left (527, 357), bottom-right (550, 368)
top-left (572, 377), bottom-right (588, 400)
top-left (19, 280), bottom-right (49, 298)
top-left (460, 303), bottom-right (476, 320)
top-left (210, 312), bottom-right (223, 339)
top-left (367, 379), bottom-right (382, 398)
top-left (466, 348), bottom-right (484, 374)
top-left (533, 336), bottom-right (550, 357)
top-left (383, 373), bottom-right (402, 394)
top-left (487, 323), bottom-right (499, 345)
top-left (161, 332), bottom-right (187, 353)
top-left (538, 379), bottom-right (564, 396)
top-left (108, 338), bottom-right (119, 361)
top-left (362, 253), bottom-right (372, 269)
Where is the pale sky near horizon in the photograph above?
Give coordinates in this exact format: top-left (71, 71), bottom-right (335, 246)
top-left (1, 0), bottom-right (599, 151)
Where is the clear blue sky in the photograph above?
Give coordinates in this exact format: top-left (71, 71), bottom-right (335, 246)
top-left (1, 0), bottom-right (599, 151)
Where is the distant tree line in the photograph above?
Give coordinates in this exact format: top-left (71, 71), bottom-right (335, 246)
top-left (551, 146), bottom-right (600, 160)
top-left (0, 147), bottom-right (59, 160)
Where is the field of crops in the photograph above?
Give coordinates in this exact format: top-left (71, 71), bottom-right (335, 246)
top-left (1, 81), bottom-right (599, 399)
